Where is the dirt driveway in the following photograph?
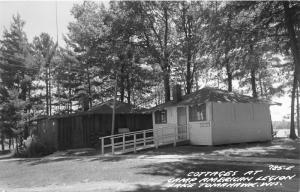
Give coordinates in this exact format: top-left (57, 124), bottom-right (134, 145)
top-left (0, 138), bottom-right (299, 192)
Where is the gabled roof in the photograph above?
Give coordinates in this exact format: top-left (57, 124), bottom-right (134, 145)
top-left (89, 99), bottom-right (147, 114)
top-left (150, 87), bottom-right (280, 111)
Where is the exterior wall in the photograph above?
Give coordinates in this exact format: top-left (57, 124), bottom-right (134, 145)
top-left (37, 118), bottom-right (58, 150)
top-left (188, 102), bottom-right (213, 145)
top-left (153, 106), bottom-right (178, 144)
top-left (56, 113), bottom-right (153, 150)
top-left (35, 114), bottom-right (152, 151)
top-left (188, 121), bottom-right (212, 145)
top-left (152, 106), bottom-right (178, 127)
top-left (211, 102), bottom-right (272, 145)
top-left (152, 103), bottom-right (214, 145)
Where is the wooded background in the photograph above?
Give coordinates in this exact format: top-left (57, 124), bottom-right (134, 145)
top-left (0, 1), bottom-right (299, 150)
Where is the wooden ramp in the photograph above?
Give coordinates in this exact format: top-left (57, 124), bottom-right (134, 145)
top-left (99, 127), bottom-right (189, 155)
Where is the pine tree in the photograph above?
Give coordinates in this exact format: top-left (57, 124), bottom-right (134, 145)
top-left (0, 14), bottom-right (36, 146)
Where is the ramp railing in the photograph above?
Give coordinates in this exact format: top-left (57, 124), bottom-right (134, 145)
top-left (99, 125), bottom-right (188, 155)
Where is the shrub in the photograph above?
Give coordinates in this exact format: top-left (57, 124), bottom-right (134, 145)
top-left (13, 135), bottom-right (54, 158)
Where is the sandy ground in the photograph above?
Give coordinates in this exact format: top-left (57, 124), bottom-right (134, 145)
top-left (0, 156), bottom-right (170, 192)
top-left (0, 138), bottom-right (299, 192)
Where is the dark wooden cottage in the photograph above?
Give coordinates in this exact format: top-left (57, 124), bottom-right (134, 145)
top-left (35, 100), bottom-right (152, 150)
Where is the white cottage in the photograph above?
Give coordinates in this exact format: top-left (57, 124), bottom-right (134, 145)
top-left (151, 86), bottom-right (276, 146)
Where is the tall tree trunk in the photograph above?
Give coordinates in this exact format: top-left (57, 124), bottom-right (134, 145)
top-left (127, 89), bottom-right (131, 105)
top-left (49, 67), bottom-right (52, 116)
top-left (119, 82), bottom-right (125, 103)
top-left (20, 78), bottom-right (27, 101)
top-left (163, 71), bottom-right (171, 102)
top-left (297, 84), bottom-right (299, 136)
top-left (9, 138), bottom-right (11, 150)
top-left (15, 137), bottom-right (18, 153)
top-left (70, 100), bottom-right (72, 114)
top-left (225, 63), bottom-right (232, 92)
top-left (249, 43), bottom-right (258, 98)
top-left (163, 5), bottom-right (171, 102)
top-left (86, 66), bottom-right (92, 109)
top-left (163, 63), bottom-right (171, 102)
top-left (111, 75), bottom-right (118, 135)
top-left (224, 11), bottom-right (233, 92)
top-left (284, 2), bottom-right (299, 139)
top-left (126, 75), bottom-right (131, 105)
top-left (290, 71), bottom-right (297, 139)
top-left (186, 53), bottom-right (192, 94)
top-left (46, 68), bottom-right (49, 116)
top-left (182, 4), bottom-right (193, 95)
top-left (251, 68), bottom-right (257, 98)
top-left (259, 73), bottom-right (264, 97)
top-left (57, 81), bottom-right (61, 112)
top-left (284, 2), bottom-right (300, 84)
top-left (119, 62), bottom-right (125, 103)
top-left (68, 63), bottom-right (71, 114)
top-left (195, 71), bottom-right (199, 91)
top-left (68, 87), bottom-right (72, 114)
top-left (132, 89), bottom-right (136, 106)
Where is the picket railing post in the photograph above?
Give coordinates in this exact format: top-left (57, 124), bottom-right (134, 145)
top-left (122, 134), bottom-right (125, 152)
top-left (155, 130), bottom-right (159, 149)
top-left (133, 134), bottom-right (136, 153)
top-left (100, 129), bottom-right (159, 155)
top-left (101, 138), bottom-right (104, 155)
top-left (111, 137), bottom-right (114, 154)
top-left (143, 130), bottom-right (146, 147)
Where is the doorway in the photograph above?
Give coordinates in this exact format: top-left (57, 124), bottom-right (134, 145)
top-left (177, 107), bottom-right (187, 140)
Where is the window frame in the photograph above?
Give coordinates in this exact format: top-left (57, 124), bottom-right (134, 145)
top-left (189, 103), bottom-right (206, 122)
top-left (154, 109), bottom-right (167, 124)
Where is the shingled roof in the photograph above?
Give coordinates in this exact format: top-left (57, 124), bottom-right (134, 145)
top-left (150, 87), bottom-right (279, 111)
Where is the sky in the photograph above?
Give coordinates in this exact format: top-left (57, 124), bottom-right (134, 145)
top-left (0, 1), bottom-right (76, 46)
top-left (0, 1), bottom-right (293, 121)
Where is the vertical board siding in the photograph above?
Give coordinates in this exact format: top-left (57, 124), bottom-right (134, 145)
top-left (37, 113), bottom-right (152, 150)
top-left (34, 118), bottom-right (59, 150)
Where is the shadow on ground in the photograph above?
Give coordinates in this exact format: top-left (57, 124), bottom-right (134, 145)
top-left (139, 138), bottom-right (300, 159)
top-left (121, 184), bottom-right (170, 192)
top-left (0, 150), bottom-right (10, 155)
top-left (1, 138), bottom-right (299, 166)
top-left (8, 147), bottom-right (146, 165)
top-left (13, 155), bottom-right (139, 166)
top-left (0, 150), bottom-right (13, 160)
top-left (123, 158), bottom-right (300, 192)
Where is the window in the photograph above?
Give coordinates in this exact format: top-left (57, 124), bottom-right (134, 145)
top-left (155, 110), bottom-right (167, 124)
top-left (189, 104), bottom-right (206, 121)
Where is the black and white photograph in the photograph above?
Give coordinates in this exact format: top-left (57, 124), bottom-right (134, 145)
top-left (0, 1), bottom-right (299, 191)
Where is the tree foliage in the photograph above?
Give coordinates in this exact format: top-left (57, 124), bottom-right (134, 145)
top-left (1, 1), bottom-right (300, 141)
